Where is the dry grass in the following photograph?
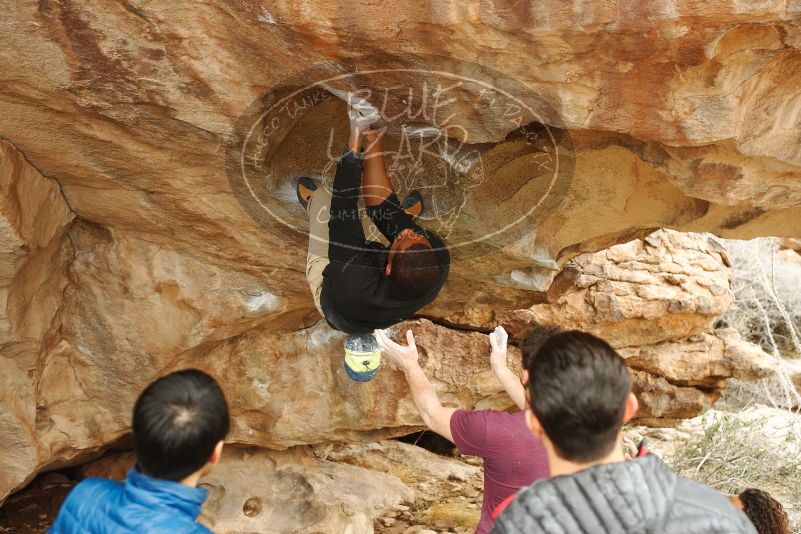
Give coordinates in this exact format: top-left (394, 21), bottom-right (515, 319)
top-left (721, 238), bottom-right (801, 360)
top-left (719, 237), bottom-right (801, 411)
top-left (669, 237), bottom-right (801, 532)
top-left (424, 502), bottom-right (481, 528)
top-left (388, 462), bottom-right (420, 484)
top-left (664, 412), bottom-right (801, 532)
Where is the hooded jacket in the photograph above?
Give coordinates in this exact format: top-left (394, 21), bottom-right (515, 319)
top-left (48, 468), bottom-right (211, 534)
top-left (491, 454), bottom-right (756, 534)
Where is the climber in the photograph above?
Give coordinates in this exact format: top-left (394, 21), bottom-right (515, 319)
top-left (374, 325), bottom-right (551, 534)
top-left (297, 98), bottom-right (450, 381)
top-left (489, 331), bottom-right (757, 534)
top-left (49, 370), bottom-right (229, 534)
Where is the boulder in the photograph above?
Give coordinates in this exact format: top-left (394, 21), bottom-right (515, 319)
top-left (70, 447), bottom-right (414, 534)
top-left (472, 230), bottom-right (735, 346)
top-left (0, 141), bottom-right (73, 501)
top-left (445, 229), bottom-right (776, 425)
top-left (0, 218), bottom-right (779, 502)
top-left (0, 1), bottom-right (799, 511)
top-left (314, 440), bottom-right (481, 483)
top-left (21, 228), bottom-right (774, 500)
top-left (200, 447), bottom-right (412, 534)
top-left (2, 2), bottom-right (801, 309)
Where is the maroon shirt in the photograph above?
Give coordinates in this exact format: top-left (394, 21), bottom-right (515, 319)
top-left (450, 409), bottom-right (549, 534)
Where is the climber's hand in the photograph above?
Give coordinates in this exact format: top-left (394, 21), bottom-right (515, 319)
top-left (347, 97), bottom-right (380, 132)
top-left (375, 329), bottom-right (419, 372)
top-left (623, 436), bottom-right (638, 461)
top-left (489, 326), bottom-right (509, 372)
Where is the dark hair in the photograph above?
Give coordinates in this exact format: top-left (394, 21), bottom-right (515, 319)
top-left (525, 331), bottom-right (631, 463)
top-left (133, 369), bottom-right (229, 481)
top-left (738, 488), bottom-right (790, 534)
top-left (521, 323), bottom-right (563, 367)
top-left (390, 242), bottom-right (443, 297)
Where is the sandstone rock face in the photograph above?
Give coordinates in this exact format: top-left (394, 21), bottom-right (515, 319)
top-left (70, 439), bottom-right (488, 534)
top-left (451, 229), bottom-right (776, 425)
top-left (495, 230), bottom-right (736, 345)
top-left (172, 318), bottom-right (515, 449)
top-left (781, 238), bottom-right (801, 266)
top-left (783, 238), bottom-right (801, 254)
top-left (1, 0), bottom-right (799, 514)
top-left (0, 141), bottom-right (73, 504)
top-left (2, 1), bottom-right (801, 306)
top-left (201, 447), bottom-right (413, 534)
top-left (2, 223), bottom-right (774, 505)
top-left (72, 446), bottom-right (415, 534)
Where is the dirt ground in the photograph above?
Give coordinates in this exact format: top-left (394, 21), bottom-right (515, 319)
top-left (0, 473), bottom-right (74, 534)
top-left (373, 455), bottom-right (484, 534)
top-left (0, 436), bottom-right (485, 534)
top-left (4, 412), bottom-right (799, 534)
top-left (0, 468), bottom-right (485, 534)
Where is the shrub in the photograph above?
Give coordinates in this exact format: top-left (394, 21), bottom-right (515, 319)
top-left (719, 238), bottom-right (801, 360)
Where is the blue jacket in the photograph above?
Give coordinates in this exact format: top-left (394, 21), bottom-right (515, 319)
top-left (49, 468), bottom-right (212, 534)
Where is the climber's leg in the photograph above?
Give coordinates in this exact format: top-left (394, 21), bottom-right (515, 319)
top-left (306, 184), bottom-right (331, 316)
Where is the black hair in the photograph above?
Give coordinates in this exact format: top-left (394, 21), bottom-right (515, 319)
top-left (133, 369), bottom-right (229, 481)
top-left (525, 331), bottom-right (631, 463)
top-left (738, 488), bottom-right (790, 534)
top-left (521, 323), bottom-right (564, 367)
top-left (390, 242), bottom-right (443, 297)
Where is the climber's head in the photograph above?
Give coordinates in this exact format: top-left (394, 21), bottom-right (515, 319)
top-left (522, 323), bottom-right (564, 368)
top-left (386, 228), bottom-right (443, 297)
top-left (133, 369), bottom-right (229, 482)
top-left (731, 488), bottom-right (790, 534)
top-left (523, 331), bottom-right (638, 465)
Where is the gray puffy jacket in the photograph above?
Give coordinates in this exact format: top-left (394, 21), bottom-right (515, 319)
top-left (491, 454), bottom-right (756, 534)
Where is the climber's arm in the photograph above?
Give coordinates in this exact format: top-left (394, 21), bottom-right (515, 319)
top-left (375, 329), bottom-right (456, 443)
top-left (348, 121), bottom-right (365, 153)
top-left (489, 326), bottom-right (526, 411)
top-left (362, 129), bottom-right (394, 207)
top-left (361, 129), bottom-right (419, 243)
top-left (404, 362), bottom-right (457, 443)
top-left (493, 366), bottom-right (526, 412)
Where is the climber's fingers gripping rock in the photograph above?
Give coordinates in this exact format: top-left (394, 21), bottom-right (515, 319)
top-left (347, 96), bottom-right (380, 132)
top-left (375, 329), bottom-right (419, 372)
top-left (489, 326), bottom-right (509, 370)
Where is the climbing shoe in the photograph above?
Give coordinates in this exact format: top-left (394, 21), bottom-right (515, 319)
top-left (343, 333), bottom-right (381, 382)
top-left (295, 177), bottom-right (317, 212)
top-left (401, 190), bottom-right (424, 220)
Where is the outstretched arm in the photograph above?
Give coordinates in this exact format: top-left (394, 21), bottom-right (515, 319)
top-left (347, 97), bottom-right (373, 152)
top-left (375, 329), bottom-right (456, 442)
top-left (362, 129), bottom-right (394, 206)
top-left (489, 326), bottom-right (526, 411)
